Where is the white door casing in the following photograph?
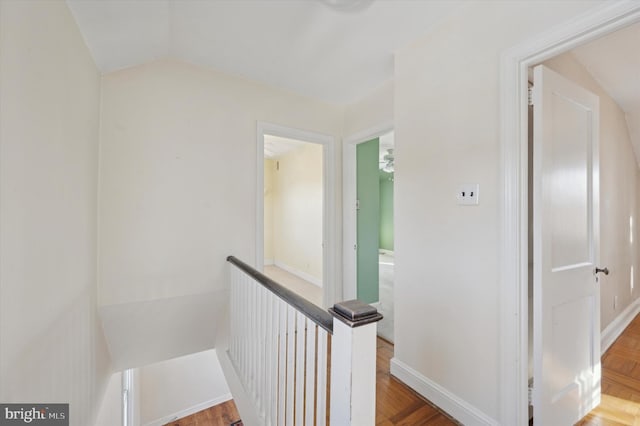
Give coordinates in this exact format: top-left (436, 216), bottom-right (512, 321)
top-left (500, 3), bottom-right (640, 425)
top-left (532, 64), bottom-right (601, 426)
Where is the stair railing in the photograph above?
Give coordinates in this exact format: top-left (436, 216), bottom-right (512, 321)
top-left (220, 256), bottom-right (382, 426)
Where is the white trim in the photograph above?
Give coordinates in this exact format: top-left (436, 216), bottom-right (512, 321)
top-left (256, 122), bottom-right (337, 308)
top-left (122, 369), bottom-right (135, 426)
top-left (273, 260), bottom-right (323, 288)
top-left (342, 121), bottom-right (394, 301)
top-left (218, 349), bottom-right (262, 426)
top-left (263, 258), bottom-right (274, 266)
top-left (601, 298), bottom-right (640, 354)
top-left (499, 2), bottom-right (640, 425)
top-left (142, 394), bottom-right (233, 426)
top-left (390, 358), bottom-right (498, 426)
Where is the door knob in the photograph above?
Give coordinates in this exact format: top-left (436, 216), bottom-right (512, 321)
top-left (595, 267), bottom-right (609, 275)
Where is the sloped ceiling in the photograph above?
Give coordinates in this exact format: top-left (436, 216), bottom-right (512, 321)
top-left (66, 0), bottom-right (463, 105)
top-left (264, 135), bottom-right (310, 159)
top-left (571, 22), bottom-right (640, 166)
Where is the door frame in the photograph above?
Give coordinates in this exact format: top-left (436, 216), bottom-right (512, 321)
top-left (343, 122), bottom-right (393, 301)
top-left (499, 2), bottom-right (640, 425)
top-left (256, 122), bottom-right (337, 308)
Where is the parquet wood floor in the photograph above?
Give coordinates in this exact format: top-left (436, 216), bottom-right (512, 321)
top-left (167, 315), bottom-right (640, 426)
top-left (576, 314), bottom-right (640, 426)
top-left (170, 337), bottom-right (458, 425)
top-left (165, 399), bottom-right (240, 425)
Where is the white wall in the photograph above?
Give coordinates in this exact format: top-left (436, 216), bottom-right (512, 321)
top-left (139, 350), bottom-right (231, 425)
top-left (272, 144), bottom-right (324, 284)
top-left (94, 373), bottom-right (123, 426)
top-left (343, 80), bottom-right (393, 138)
top-left (543, 53), bottom-right (640, 329)
top-left (99, 291), bottom-right (229, 371)
top-left (99, 59), bottom-right (344, 306)
top-left (0, 1), bottom-right (111, 425)
top-left (392, 1), bottom-right (602, 422)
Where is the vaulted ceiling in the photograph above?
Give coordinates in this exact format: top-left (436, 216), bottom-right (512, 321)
top-left (65, 1), bottom-right (640, 159)
top-left (66, 0), bottom-right (463, 105)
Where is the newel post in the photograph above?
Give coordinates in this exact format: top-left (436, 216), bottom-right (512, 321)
top-left (329, 300), bottom-right (383, 425)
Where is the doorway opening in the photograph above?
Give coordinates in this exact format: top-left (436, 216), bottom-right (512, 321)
top-left (526, 24), bottom-right (640, 424)
top-left (256, 122), bottom-right (336, 309)
top-left (499, 4), bottom-right (640, 424)
top-left (344, 126), bottom-right (395, 342)
top-left (263, 135), bottom-right (323, 306)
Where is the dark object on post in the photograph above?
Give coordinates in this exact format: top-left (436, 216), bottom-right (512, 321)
top-left (329, 299), bottom-right (383, 328)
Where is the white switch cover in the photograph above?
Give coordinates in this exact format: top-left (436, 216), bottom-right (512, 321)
top-left (457, 184), bottom-right (479, 205)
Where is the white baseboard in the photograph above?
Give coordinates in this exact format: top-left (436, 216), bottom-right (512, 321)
top-left (274, 261), bottom-right (322, 288)
top-left (390, 358), bottom-right (499, 426)
top-left (143, 393), bottom-right (233, 426)
top-left (601, 297), bottom-right (640, 354)
top-left (264, 258), bottom-right (274, 266)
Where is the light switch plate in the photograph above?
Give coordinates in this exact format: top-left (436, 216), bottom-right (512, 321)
top-left (457, 184), bottom-right (479, 205)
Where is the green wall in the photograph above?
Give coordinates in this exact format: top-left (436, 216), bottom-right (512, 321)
top-left (356, 138), bottom-right (380, 303)
top-left (379, 171), bottom-right (394, 251)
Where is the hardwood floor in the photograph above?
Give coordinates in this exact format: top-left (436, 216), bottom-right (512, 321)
top-left (165, 399), bottom-right (241, 425)
top-left (165, 315), bottom-right (640, 426)
top-left (171, 337), bottom-right (458, 426)
top-left (577, 314), bottom-right (640, 425)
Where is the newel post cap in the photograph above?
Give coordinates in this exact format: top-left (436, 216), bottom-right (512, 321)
top-left (329, 299), bottom-right (383, 328)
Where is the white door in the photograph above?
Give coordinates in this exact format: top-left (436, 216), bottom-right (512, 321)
top-left (532, 64), bottom-right (602, 425)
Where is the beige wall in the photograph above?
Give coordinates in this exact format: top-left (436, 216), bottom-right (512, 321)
top-left (0, 1), bottom-right (111, 425)
top-left (271, 144), bottom-right (324, 284)
top-left (99, 59), bottom-right (343, 306)
top-left (393, 1), bottom-right (601, 421)
top-left (343, 80), bottom-right (394, 137)
top-left (543, 53), bottom-right (640, 329)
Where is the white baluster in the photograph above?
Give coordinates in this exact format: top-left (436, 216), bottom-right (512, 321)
top-left (250, 276), bottom-right (257, 399)
top-left (262, 287), bottom-right (269, 420)
top-left (286, 305), bottom-right (296, 426)
top-left (257, 285), bottom-right (265, 417)
top-left (278, 300), bottom-right (287, 425)
top-left (295, 312), bottom-right (306, 425)
top-left (267, 293), bottom-right (279, 426)
top-left (316, 329), bottom-right (328, 426)
top-left (305, 323), bottom-right (317, 425)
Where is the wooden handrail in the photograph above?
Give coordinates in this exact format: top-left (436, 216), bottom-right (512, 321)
top-left (226, 256), bottom-right (334, 333)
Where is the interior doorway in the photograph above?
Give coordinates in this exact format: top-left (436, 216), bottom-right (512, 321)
top-left (344, 126), bottom-right (395, 342)
top-left (263, 135), bottom-right (323, 306)
top-left (516, 13), bottom-right (640, 426)
top-left (256, 122), bottom-right (336, 309)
